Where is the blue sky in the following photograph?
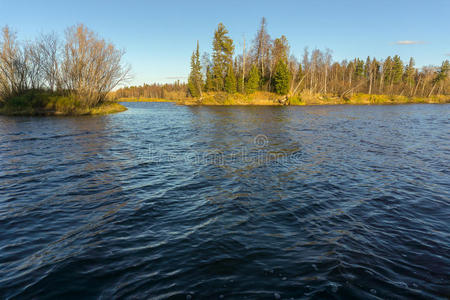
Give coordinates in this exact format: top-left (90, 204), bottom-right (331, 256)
top-left (1, 0), bottom-right (449, 86)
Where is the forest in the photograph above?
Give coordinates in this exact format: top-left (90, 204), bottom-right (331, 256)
top-left (117, 18), bottom-right (449, 105)
top-left (114, 81), bottom-right (187, 101)
top-left (0, 24), bottom-right (129, 115)
top-left (109, 18), bottom-right (450, 104)
top-left (190, 18), bottom-right (449, 103)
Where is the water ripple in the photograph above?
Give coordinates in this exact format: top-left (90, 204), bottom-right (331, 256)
top-left (0, 103), bottom-right (449, 299)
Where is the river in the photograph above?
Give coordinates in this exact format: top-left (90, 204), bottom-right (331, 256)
top-left (0, 102), bottom-right (449, 299)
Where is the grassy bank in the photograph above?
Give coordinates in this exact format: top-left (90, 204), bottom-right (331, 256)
top-left (118, 97), bottom-right (175, 103)
top-left (0, 92), bottom-right (127, 116)
top-left (179, 92), bottom-right (450, 106)
top-left (296, 93), bottom-right (450, 105)
top-left (179, 92), bottom-right (282, 105)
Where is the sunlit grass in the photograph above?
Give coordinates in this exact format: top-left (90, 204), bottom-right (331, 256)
top-left (118, 97), bottom-right (175, 102)
top-left (0, 91), bottom-right (127, 116)
top-left (177, 92), bottom-right (449, 106)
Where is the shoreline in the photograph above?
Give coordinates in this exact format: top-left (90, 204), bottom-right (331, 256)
top-left (177, 93), bottom-right (450, 106)
top-left (178, 101), bottom-right (449, 107)
top-left (118, 98), bottom-right (176, 103)
top-left (0, 102), bottom-right (127, 117)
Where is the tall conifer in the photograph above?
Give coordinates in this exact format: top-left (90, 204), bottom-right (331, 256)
top-left (188, 41), bottom-right (203, 97)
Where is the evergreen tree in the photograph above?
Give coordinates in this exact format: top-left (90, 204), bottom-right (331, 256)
top-left (435, 60), bottom-right (450, 83)
top-left (383, 56), bottom-right (393, 82)
top-left (235, 56), bottom-right (244, 93)
top-left (246, 64), bottom-right (260, 94)
top-left (204, 65), bottom-right (214, 92)
top-left (211, 23), bottom-right (234, 91)
top-left (273, 60), bottom-right (290, 95)
top-left (187, 41), bottom-right (203, 97)
top-left (392, 55), bottom-right (403, 84)
top-left (364, 57), bottom-right (371, 77)
top-left (354, 58), bottom-right (365, 80)
top-left (404, 57), bottom-right (416, 93)
top-left (237, 69), bottom-right (244, 93)
top-left (382, 56), bottom-right (393, 92)
top-left (429, 60), bottom-right (450, 96)
top-left (224, 63), bottom-right (237, 93)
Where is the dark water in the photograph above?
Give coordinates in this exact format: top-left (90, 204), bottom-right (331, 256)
top-left (0, 103), bottom-right (449, 299)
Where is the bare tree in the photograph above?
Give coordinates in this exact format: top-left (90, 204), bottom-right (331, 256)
top-left (0, 26), bottom-right (30, 101)
top-left (251, 17), bottom-right (271, 82)
top-left (36, 32), bottom-right (61, 91)
top-left (61, 24), bottom-right (130, 106)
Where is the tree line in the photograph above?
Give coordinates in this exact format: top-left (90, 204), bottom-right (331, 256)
top-left (0, 24), bottom-right (129, 107)
top-left (188, 17), bottom-right (449, 99)
top-left (113, 81), bottom-right (187, 100)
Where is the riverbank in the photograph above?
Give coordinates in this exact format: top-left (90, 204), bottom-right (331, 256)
top-left (0, 93), bottom-right (127, 116)
top-left (118, 97), bottom-right (176, 103)
top-left (178, 92), bottom-right (450, 106)
top-left (179, 92), bottom-right (281, 105)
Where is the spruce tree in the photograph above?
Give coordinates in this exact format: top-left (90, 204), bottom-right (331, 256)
top-left (273, 60), bottom-right (290, 95)
top-left (204, 65), bottom-right (214, 92)
top-left (383, 56), bottom-right (392, 81)
top-left (392, 55), bottom-right (403, 84)
top-left (354, 58), bottom-right (364, 80)
top-left (246, 64), bottom-right (260, 94)
top-left (211, 23), bottom-right (234, 91)
top-left (404, 57), bottom-right (416, 91)
top-left (224, 63), bottom-right (237, 93)
top-left (237, 69), bottom-right (244, 93)
top-left (364, 57), bottom-right (371, 77)
top-left (428, 60), bottom-right (449, 96)
top-left (188, 41), bottom-right (203, 97)
top-left (435, 60), bottom-right (450, 82)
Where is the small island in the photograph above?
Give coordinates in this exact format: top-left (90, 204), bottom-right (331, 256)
top-left (0, 24), bottom-right (129, 116)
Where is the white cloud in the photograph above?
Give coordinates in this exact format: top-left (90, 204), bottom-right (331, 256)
top-left (446, 53), bottom-right (450, 57)
top-left (395, 40), bottom-right (425, 45)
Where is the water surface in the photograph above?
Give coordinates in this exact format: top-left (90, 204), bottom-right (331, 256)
top-left (0, 103), bottom-right (449, 299)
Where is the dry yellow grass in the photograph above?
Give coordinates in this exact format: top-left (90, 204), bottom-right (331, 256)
top-left (179, 92), bottom-right (283, 106)
top-left (130, 92), bottom-right (449, 107)
top-left (0, 101), bottom-right (127, 116)
top-left (80, 102), bottom-right (127, 115)
top-left (289, 92), bottom-right (450, 105)
top-left (118, 97), bottom-right (175, 103)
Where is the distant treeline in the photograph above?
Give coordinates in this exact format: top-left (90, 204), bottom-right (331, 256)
top-left (113, 81), bottom-right (187, 100)
top-left (187, 17), bottom-right (449, 99)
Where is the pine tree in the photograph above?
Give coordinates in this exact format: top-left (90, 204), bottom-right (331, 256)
top-left (273, 60), bottom-right (290, 95)
top-left (212, 23), bottom-right (234, 91)
top-left (224, 63), bottom-right (237, 93)
top-left (187, 41), bottom-right (203, 97)
top-left (246, 64), bottom-right (260, 94)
